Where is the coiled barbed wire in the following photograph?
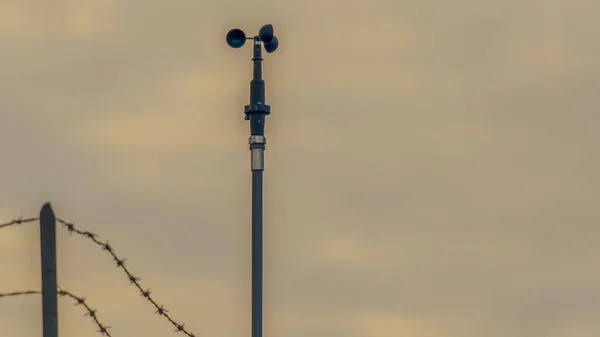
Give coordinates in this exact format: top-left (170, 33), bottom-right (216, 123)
top-left (0, 288), bottom-right (112, 336)
top-left (56, 218), bottom-right (197, 337)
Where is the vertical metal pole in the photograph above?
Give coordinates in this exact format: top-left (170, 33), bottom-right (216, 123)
top-left (40, 202), bottom-right (58, 337)
top-left (251, 170), bottom-right (263, 337)
top-left (244, 36), bottom-right (270, 337)
top-left (250, 37), bottom-right (264, 337)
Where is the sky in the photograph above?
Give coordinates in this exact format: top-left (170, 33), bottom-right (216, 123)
top-left (1, 0), bottom-right (599, 336)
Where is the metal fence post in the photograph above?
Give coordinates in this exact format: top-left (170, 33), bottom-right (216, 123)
top-left (40, 202), bottom-right (58, 337)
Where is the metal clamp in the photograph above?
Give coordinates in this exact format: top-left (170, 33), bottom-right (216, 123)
top-left (249, 135), bottom-right (266, 145)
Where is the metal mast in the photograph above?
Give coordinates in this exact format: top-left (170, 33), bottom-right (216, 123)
top-left (226, 24), bottom-right (279, 337)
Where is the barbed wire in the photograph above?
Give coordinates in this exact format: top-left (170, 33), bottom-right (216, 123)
top-left (1, 214), bottom-right (198, 336)
top-left (58, 287), bottom-right (113, 336)
top-left (56, 218), bottom-right (197, 337)
top-left (0, 288), bottom-right (112, 336)
top-left (0, 290), bottom-right (41, 297)
top-left (0, 216), bottom-right (38, 229)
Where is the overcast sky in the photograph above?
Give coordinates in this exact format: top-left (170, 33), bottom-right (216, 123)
top-left (1, 1), bottom-right (599, 337)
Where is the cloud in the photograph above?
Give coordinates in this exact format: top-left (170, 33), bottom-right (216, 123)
top-left (315, 235), bottom-right (379, 266)
top-left (352, 312), bottom-right (440, 337)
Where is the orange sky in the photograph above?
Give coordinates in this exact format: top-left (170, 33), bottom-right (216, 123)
top-left (1, 1), bottom-right (599, 337)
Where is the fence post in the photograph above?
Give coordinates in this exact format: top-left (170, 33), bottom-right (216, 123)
top-left (40, 202), bottom-right (58, 337)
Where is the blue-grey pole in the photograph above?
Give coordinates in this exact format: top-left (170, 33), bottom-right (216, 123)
top-left (244, 36), bottom-right (270, 337)
top-left (40, 202), bottom-right (58, 337)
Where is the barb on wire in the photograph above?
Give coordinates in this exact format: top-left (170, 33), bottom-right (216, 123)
top-left (56, 218), bottom-right (197, 337)
top-left (58, 287), bottom-right (113, 337)
top-left (0, 216), bottom-right (38, 229)
top-left (0, 289), bottom-right (112, 337)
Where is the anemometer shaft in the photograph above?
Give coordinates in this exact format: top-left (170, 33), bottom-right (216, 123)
top-left (248, 35), bottom-right (268, 337)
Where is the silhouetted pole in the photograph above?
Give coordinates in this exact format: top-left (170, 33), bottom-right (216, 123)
top-left (226, 24), bottom-right (279, 337)
top-left (248, 37), bottom-right (267, 337)
top-left (40, 202), bottom-right (58, 337)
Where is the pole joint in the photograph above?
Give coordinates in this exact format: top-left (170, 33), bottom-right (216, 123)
top-left (249, 135), bottom-right (266, 171)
